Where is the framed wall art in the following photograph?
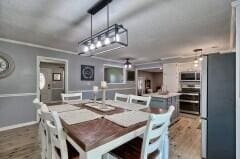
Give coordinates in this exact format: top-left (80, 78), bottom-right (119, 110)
top-left (81, 65), bottom-right (94, 81)
top-left (53, 73), bottom-right (61, 81)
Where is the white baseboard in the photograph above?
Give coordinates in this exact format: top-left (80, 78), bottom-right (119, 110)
top-left (0, 121), bottom-right (38, 132)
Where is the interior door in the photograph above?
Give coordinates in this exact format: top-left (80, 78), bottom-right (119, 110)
top-left (40, 68), bottom-right (52, 102)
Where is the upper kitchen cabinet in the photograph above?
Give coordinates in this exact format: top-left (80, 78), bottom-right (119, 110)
top-left (163, 63), bottom-right (180, 93)
top-left (178, 62), bottom-right (201, 72)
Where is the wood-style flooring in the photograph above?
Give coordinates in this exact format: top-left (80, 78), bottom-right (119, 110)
top-left (0, 115), bottom-right (201, 159)
top-left (169, 115), bottom-right (201, 159)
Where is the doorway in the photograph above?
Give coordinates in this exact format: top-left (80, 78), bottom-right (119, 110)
top-left (37, 56), bottom-right (68, 103)
top-left (136, 67), bottom-right (163, 95)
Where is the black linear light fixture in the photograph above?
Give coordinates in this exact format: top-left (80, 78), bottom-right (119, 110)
top-left (124, 58), bottom-right (132, 69)
top-left (78, 0), bottom-right (128, 56)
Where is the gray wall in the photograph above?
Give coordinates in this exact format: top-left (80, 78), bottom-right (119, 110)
top-left (0, 41), bottom-right (135, 128)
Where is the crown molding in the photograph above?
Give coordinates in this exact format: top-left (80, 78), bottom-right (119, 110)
top-left (0, 38), bottom-right (77, 54)
top-left (232, 0), bottom-right (240, 7)
top-left (0, 38), bottom-right (235, 65)
top-left (0, 38), bottom-right (123, 63)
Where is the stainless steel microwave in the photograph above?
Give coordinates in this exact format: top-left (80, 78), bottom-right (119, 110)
top-left (180, 72), bottom-right (200, 81)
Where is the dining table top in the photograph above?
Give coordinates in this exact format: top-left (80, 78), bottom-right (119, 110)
top-left (47, 101), bottom-right (167, 152)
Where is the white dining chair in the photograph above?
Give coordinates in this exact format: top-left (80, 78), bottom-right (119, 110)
top-left (114, 93), bottom-right (129, 102)
top-left (33, 98), bottom-right (42, 122)
top-left (33, 99), bottom-right (48, 159)
top-left (38, 103), bottom-right (52, 159)
top-left (141, 106), bottom-right (175, 159)
top-left (61, 93), bottom-right (83, 103)
top-left (43, 111), bottom-right (79, 159)
top-left (110, 106), bottom-right (175, 159)
top-left (129, 95), bottom-right (152, 106)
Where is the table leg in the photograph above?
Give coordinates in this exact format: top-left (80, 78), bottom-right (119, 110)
top-left (66, 134), bottom-right (103, 159)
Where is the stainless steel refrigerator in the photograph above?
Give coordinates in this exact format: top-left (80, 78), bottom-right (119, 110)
top-left (201, 53), bottom-right (236, 159)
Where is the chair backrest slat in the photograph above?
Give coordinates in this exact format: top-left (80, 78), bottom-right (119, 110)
top-left (43, 111), bottom-right (68, 159)
top-left (149, 123), bottom-right (168, 140)
top-left (114, 93), bottom-right (129, 102)
top-left (129, 95), bottom-right (151, 106)
top-left (141, 106), bottom-right (175, 159)
top-left (147, 136), bottom-right (163, 154)
top-left (61, 93), bottom-right (82, 102)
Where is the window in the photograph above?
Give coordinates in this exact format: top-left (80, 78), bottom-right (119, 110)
top-left (39, 73), bottom-right (46, 90)
top-left (104, 65), bottom-right (125, 84)
top-left (127, 70), bottom-right (135, 81)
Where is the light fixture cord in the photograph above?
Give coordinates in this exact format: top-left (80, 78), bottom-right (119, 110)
top-left (91, 14), bottom-right (93, 41)
top-left (107, 4), bottom-right (109, 30)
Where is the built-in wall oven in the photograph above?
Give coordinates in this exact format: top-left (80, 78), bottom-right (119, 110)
top-left (179, 75), bottom-right (200, 115)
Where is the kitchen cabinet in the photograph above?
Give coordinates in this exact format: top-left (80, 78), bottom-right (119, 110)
top-left (163, 63), bottom-right (180, 93)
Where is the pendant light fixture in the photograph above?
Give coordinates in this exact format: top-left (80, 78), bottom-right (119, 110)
top-left (78, 0), bottom-right (128, 56)
top-left (198, 49), bottom-right (203, 61)
top-left (193, 48), bottom-right (203, 67)
top-left (124, 58), bottom-right (132, 69)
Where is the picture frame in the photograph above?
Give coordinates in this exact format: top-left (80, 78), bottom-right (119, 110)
top-left (53, 73), bottom-right (61, 81)
top-left (81, 65), bottom-right (95, 81)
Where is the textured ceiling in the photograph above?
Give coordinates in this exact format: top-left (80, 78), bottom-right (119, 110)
top-left (0, 0), bottom-right (234, 63)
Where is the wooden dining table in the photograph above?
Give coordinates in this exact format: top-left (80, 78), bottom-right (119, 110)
top-left (48, 101), bottom-right (167, 159)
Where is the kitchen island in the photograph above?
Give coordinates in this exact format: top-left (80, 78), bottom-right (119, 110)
top-left (143, 92), bottom-right (181, 122)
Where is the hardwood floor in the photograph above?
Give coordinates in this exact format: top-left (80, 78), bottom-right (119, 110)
top-left (169, 115), bottom-right (201, 159)
top-left (0, 124), bottom-right (40, 159)
top-left (0, 116), bottom-right (200, 159)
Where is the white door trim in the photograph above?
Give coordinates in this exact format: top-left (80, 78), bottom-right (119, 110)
top-left (36, 56), bottom-right (69, 100)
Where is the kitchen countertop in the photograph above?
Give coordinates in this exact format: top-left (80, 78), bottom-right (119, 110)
top-left (143, 92), bottom-right (181, 99)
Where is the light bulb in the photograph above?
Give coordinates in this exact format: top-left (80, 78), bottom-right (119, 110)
top-left (116, 34), bottom-right (120, 42)
top-left (96, 40), bottom-right (102, 48)
top-left (194, 59), bottom-right (198, 64)
top-left (104, 37), bottom-right (110, 45)
top-left (199, 56), bottom-right (203, 61)
top-left (90, 43), bottom-right (95, 50)
top-left (194, 63), bottom-right (198, 67)
top-left (124, 64), bottom-right (127, 68)
top-left (128, 64), bottom-right (132, 68)
top-left (83, 46), bottom-right (89, 52)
